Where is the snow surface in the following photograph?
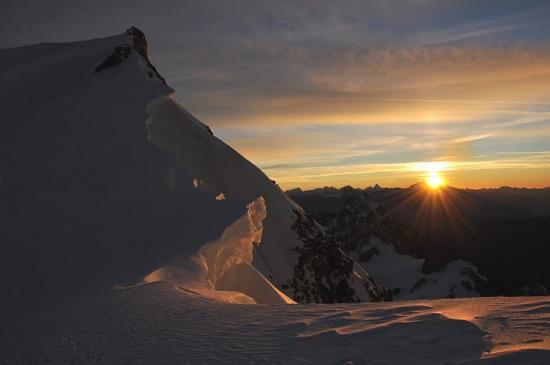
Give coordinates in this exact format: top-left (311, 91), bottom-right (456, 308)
top-left (2, 282), bottom-right (549, 364)
top-left (362, 237), bottom-right (485, 300)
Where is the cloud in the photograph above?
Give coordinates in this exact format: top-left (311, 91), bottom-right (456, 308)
top-left (2, 0), bottom-right (549, 188)
top-left (410, 6), bottom-right (550, 46)
top-left (451, 134), bottom-right (493, 144)
top-left (171, 44), bottom-right (550, 130)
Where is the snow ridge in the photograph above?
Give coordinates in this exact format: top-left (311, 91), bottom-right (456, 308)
top-left (144, 94), bottom-right (385, 303)
top-left (0, 26), bottom-right (385, 312)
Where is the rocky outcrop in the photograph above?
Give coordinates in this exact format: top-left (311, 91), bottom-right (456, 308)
top-left (94, 44), bottom-right (132, 73)
top-left (284, 209), bottom-right (387, 303)
top-left (95, 26), bottom-right (166, 84)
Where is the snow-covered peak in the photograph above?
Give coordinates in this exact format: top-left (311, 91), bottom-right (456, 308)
top-left (94, 26), bottom-right (166, 85)
top-left (0, 28), bottom-right (387, 318)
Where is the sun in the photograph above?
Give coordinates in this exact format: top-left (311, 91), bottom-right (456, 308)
top-left (426, 172), bottom-right (445, 189)
top-left (414, 162), bottom-right (448, 189)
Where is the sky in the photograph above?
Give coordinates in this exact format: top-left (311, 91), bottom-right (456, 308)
top-left (1, 0), bottom-right (550, 189)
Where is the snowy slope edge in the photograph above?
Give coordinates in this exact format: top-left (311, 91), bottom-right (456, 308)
top-left (0, 26), bottom-right (387, 315)
top-left (143, 91), bottom-right (388, 303)
top-left (130, 26), bottom-right (389, 303)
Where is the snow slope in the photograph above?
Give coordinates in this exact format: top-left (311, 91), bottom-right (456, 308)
top-left (2, 282), bottom-right (549, 364)
top-left (360, 237), bottom-right (485, 300)
top-left (0, 27), bottom-right (384, 319)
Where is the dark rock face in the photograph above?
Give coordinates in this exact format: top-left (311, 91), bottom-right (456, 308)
top-left (126, 26), bottom-right (148, 58)
top-left (410, 277), bottom-right (428, 293)
top-left (94, 45), bottom-right (132, 73)
top-left (285, 209), bottom-right (387, 303)
top-left (94, 26), bottom-right (166, 84)
top-left (324, 191), bottom-right (387, 253)
top-left (459, 267), bottom-right (486, 292)
top-left (126, 27), bottom-right (166, 84)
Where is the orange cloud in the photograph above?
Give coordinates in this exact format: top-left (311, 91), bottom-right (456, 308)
top-left (197, 46), bottom-right (550, 129)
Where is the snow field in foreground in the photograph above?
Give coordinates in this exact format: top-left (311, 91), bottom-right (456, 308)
top-left (2, 282), bottom-right (549, 364)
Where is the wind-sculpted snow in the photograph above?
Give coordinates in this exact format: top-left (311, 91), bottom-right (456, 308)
top-left (145, 94), bottom-right (384, 303)
top-left (2, 283), bottom-right (549, 364)
top-left (198, 197), bottom-right (267, 287)
top-left (143, 196), bottom-right (295, 304)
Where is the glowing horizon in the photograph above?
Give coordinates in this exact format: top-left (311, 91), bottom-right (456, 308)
top-left (261, 158), bottom-right (550, 190)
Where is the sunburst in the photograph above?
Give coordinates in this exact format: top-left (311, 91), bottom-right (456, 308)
top-left (415, 162), bottom-right (447, 189)
top-left (426, 172), bottom-right (445, 189)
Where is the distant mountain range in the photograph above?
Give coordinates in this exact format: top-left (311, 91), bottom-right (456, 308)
top-left (287, 184), bottom-right (550, 298)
